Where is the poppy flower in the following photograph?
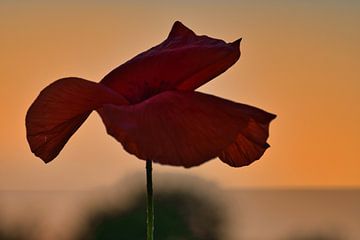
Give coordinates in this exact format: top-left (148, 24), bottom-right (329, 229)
top-left (26, 21), bottom-right (276, 168)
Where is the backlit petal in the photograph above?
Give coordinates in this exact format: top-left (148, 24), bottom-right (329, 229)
top-left (26, 78), bottom-right (126, 163)
top-left (97, 91), bottom-right (275, 168)
top-left (219, 113), bottom-right (275, 167)
top-left (101, 21), bottom-right (240, 103)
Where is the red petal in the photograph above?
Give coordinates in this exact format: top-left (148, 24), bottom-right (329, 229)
top-left (26, 78), bottom-right (126, 163)
top-left (100, 21), bottom-right (240, 103)
top-left (97, 91), bottom-right (275, 168)
top-left (219, 114), bottom-right (275, 167)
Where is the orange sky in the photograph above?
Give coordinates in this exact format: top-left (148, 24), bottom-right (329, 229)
top-left (0, 1), bottom-right (359, 190)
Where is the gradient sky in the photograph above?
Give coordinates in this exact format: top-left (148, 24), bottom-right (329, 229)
top-left (0, 0), bottom-right (359, 190)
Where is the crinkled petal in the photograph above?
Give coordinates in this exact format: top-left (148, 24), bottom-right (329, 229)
top-left (97, 91), bottom-right (275, 168)
top-left (101, 21), bottom-right (240, 103)
top-left (26, 78), bottom-right (127, 163)
top-left (219, 114), bottom-right (275, 167)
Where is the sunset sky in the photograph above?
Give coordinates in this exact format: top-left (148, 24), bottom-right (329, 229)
top-left (1, 0), bottom-right (359, 190)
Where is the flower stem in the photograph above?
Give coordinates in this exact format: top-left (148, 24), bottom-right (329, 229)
top-left (146, 160), bottom-right (154, 240)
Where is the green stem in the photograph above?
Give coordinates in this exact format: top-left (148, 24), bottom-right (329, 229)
top-left (146, 160), bottom-right (154, 240)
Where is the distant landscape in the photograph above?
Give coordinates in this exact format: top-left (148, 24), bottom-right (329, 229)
top-left (225, 189), bottom-right (360, 240)
top-left (0, 189), bottom-right (358, 240)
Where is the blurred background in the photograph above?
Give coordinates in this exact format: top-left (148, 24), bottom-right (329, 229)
top-left (0, 0), bottom-right (359, 239)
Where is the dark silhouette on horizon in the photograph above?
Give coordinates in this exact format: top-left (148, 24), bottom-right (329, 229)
top-left (78, 189), bottom-right (224, 240)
